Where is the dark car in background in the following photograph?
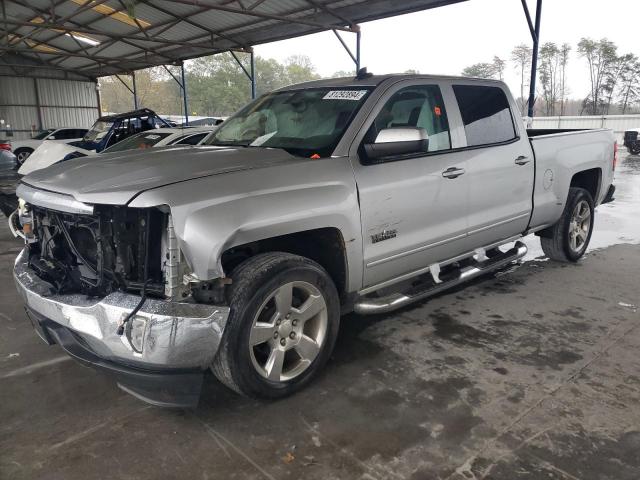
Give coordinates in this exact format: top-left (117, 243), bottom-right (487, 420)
top-left (623, 128), bottom-right (640, 155)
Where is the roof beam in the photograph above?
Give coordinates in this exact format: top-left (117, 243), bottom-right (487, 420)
top-left (0, 18), bottom-right (240, 50)
top-left (158, 0), bottom-right (355, 32)
top-left (137, 0), bottom-right (247, 49)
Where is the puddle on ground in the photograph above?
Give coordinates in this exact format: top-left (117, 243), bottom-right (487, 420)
top-left (523, 153), bottom-right (640, 261)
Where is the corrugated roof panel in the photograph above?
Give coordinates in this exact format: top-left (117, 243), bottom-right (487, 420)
top-left (152, 22), bottom-right (209, 41)
top-left (5, 0), bottom-right (468, 77)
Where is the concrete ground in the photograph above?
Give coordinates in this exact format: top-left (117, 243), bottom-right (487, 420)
top-left (1, 155), bottom-right (639, 480)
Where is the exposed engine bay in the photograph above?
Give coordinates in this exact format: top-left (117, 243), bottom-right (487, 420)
top-left (24, 204), bottom-right (166, 298)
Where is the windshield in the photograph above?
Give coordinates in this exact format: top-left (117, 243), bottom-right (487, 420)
top-left (205, 87), bottom-right (372, 157)
top-left (103, 131), bottom-right (173, 153)
top-left (83, 121), bottom-right (114, 142)
top-left (32, 129), bottom-right (55, 140)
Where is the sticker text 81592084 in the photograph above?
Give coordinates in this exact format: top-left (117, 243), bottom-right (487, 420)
top-left (323, 90), bottom-right (367, 101)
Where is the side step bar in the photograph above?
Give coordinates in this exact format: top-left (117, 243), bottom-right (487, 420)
top-left (354, 241), bottom-right (527, 315)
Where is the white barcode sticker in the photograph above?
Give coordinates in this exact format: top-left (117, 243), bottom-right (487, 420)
top-left (323, 90), bottom-right (367, 101)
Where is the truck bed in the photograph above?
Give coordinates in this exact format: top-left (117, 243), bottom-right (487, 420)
top-left (526, 127), bottom-right (615, 231)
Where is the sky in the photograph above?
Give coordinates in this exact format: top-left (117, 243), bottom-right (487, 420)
top-left (255, 0), bottom-right (639, 101)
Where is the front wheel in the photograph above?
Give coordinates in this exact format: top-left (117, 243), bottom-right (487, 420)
top-left (212, 252), bottom-right (340, 399)
top-left (539, 187), bottom-right (595, 262)
top-left (630, 144), bottom-right (640, 156)
top-left (14, 148), bottom-right (33, 165)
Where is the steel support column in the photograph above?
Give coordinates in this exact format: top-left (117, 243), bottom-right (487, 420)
top-left (332, 25), bottom-right (361, 74)
top-left (230, 50), bottom-right (256, 100)
top-left (181, 62), bottom-right (189, 125)
top-left (522, 0), bottom-right (542, 118)
top-left (250, 50), bottom-right (256, 99)
top-left (132, 71), bottom-right (138, 110)
top-left (356, 29), bottom-right (361, 72)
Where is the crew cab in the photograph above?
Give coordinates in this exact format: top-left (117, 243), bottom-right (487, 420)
top-left (12, 73), bottom-right (616, 407)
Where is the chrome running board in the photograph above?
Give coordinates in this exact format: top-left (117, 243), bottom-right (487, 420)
top-left (354, 241), bottom-right (527, 315)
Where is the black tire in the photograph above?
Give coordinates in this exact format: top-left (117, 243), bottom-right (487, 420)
top-left (630, 144), bottom-right (640, 156)
top-left (211, 252), bottom-right (340, 399)
top-left (14, 148), bottom-right (33, 165)
top-left (539, 187), bottom-right (594, 262)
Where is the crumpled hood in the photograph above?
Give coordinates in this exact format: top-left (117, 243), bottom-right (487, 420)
top-left (21, 145), bottom-right (300, 205)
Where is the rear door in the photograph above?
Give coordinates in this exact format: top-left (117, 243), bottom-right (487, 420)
top-left (450, 82), bottom-right (534, 246)
top-left (350, 80), bottom-right (470, 288)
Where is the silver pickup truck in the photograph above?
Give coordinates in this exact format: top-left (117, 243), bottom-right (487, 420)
top-left (11, 73), bottom-right (616, 407)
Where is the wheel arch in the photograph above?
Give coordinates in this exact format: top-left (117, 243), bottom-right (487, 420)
top-left (570, 168), bottom-right (601, 203)
top-left (221, 227), bottom-right (349, 300)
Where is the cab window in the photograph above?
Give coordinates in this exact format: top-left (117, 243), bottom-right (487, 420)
top-left (366, 84), bottom-right (451, 154)
top-left (452, 85), bottom-right (517, 147)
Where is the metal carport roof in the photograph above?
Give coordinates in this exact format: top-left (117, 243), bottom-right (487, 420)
top-left (1, 0), bottom-right (468, 78)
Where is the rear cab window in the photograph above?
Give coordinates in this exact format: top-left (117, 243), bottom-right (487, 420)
top-left (452, 85), bottom-right (517, 147)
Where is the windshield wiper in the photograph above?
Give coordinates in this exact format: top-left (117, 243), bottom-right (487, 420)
top-left (208, 140), bottom-right (253, 147)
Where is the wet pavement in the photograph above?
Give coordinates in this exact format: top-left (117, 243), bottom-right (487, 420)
top-left (1, 155), bottom-right (639, 480)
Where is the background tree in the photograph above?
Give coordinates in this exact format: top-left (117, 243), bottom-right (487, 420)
top-left (559, 43), bottom-right (571, 115)
top-left (461, 57), bottom-right (504, 79)
top-left (538, 42), bottom-right (561, 115)
top-left (617, 55), bottom-right (640, 113)
top-left (602, 53), bottom-right (636, 114)
top-left (99, 54), bottom-right (320, 117)
top-left (492, 56), bottom-right (506, 80)
top-left (511, 44), bottom-right (532, 114)
top-left (577, 38), bottom-right (618, 114)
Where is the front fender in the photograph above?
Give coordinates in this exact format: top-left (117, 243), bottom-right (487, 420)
top-left (129, 157), bottom-right (363, 292)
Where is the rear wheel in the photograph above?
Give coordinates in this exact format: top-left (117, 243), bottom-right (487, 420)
top-left (212, 252), bottom-right (340, 399)
top-left (14, 148), bottom-right (33, 165)
top-left (540, 187), bottom-right (594, 262)
top-left (630, 143), bottom-right (640, 156)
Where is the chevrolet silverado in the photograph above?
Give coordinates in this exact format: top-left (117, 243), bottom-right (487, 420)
top-left (11, 73), bottom-right (616, 407)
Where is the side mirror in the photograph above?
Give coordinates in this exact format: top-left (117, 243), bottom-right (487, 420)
top-left (363, 127), bottom-right (429, 162)
top-left (47, 135), bottom-right (56, 140)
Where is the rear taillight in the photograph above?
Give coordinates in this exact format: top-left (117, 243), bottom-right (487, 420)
top-left (0, 142), bottom-right (11, 152)
top-left (613, 142), bottom-right (618, 171)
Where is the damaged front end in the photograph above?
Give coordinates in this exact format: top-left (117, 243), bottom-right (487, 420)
top-left (26, 203), bottom-right (166, 298)
top-left (12, 184), bottom-right (229, 407)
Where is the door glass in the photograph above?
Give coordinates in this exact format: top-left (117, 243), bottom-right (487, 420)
top-left (453, 85), bottom-right (517, 146)
top-left (366, 84), bottom-right (451, 156)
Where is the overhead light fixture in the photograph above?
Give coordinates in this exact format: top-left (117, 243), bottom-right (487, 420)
top-left (30, 17), bottom-right (101, 47)
top-left (65, 33), bottom-right (101, 46)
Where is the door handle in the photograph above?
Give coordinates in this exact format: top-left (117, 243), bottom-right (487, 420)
top-left (442, 167), bottom-right (466, 179)
top-left (515, 155), bottom-right (530, 165)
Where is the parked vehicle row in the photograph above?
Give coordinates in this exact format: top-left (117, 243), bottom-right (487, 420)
top-left (0, 109), bottom-right (218, 218)
top-left (11, 73), bottom-right (616, 408)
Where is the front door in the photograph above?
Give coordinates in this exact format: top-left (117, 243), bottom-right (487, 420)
top-left (350, 82), bottom-right (469, 288)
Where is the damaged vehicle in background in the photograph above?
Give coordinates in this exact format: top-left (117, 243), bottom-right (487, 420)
top-left (12, 73), bottom-right (616, 407)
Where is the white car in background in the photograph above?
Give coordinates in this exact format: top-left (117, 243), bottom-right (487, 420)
top-left (11, 127), bottom-right (88, 165)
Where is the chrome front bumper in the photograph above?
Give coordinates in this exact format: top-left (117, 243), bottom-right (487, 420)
top-left (14, 248), bottom-right (229, 370)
